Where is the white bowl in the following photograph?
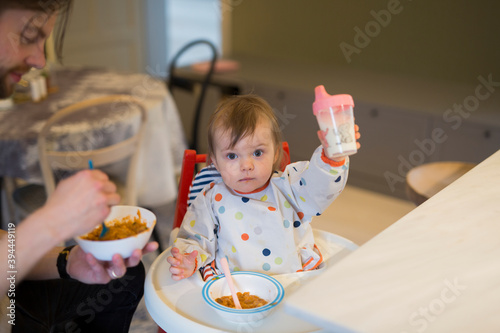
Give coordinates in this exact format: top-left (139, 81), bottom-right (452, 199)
top-left (202, 271), bottom-right (284, 324)
top-left (75, 205), bottom-right (156, 261)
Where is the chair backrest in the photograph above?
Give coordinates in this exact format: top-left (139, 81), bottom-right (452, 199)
top-left (38, 95), bottom-right (147, 205)
top-left (405, 161), bottom-right (476, 206)
top-left (173, 142), bottom-right (290, 229)
top-left (167, 39), bottom-right (218, 152)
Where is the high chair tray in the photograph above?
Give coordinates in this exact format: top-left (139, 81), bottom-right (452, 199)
top-left (145, 229), bottom-right (358, 333)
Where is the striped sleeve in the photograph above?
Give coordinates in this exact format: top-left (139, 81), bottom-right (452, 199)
top-left (199, 260), bottom-right (219, 281)
top-left (187, 165), bottom-right (222, 206)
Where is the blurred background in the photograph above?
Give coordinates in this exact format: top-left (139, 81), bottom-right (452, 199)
top-left (57, 0), bottom-right (499, 84)
top-left (50, 0), bottom-right (500, 199)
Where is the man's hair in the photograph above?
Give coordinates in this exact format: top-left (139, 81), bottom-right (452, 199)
top-left (0, 0), bottom-right (73, 62)
top-left (207, 94), bottom-right (284, 171)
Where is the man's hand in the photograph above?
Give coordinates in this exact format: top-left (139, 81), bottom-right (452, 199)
top-left (42, 170), bottom-right (121, 243)
top-left (67, 242), bottom-right (158, 284)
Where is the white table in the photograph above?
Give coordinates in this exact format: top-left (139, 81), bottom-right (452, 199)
top-left (284, 150), bottom-right (500, 332)
top-left (145, 229), bottom-right (358, 333)
top-left (0, 67), bottom-right (187, 207)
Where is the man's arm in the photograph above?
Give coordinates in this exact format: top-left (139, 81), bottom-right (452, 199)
top-left (23, 241), bottom-right (159, 284)
top-left (1, 225), bottom-right (159, 293)
top-left (1, 169), bottom-right (120, 294)
top-left (22, 245), bottom-right (63, 280)
top-left (1, 210), bottom-right (67, 294)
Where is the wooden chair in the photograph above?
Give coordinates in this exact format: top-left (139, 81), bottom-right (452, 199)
top-left (167, 39), bottom-right (218, 152)
top-left (7, 95), bottom-right (159, 240)
top-left (405, 161), bottom-right (476, 205)
top-left (37, 95), bottom-right (147, 204)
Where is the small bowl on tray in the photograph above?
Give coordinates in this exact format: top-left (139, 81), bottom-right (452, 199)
top-left (202, 271), bottom-right (284, 324)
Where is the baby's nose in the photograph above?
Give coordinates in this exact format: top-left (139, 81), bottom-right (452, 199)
top-left (241, 158), bottom-right (254, 171)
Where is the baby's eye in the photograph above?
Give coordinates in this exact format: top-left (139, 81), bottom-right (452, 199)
top-left (226, 153), bottom-right (237, 160)
top-left (253, 149), bottom-right (263, 157)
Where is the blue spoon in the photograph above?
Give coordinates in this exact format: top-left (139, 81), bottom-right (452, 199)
top-left (88, 160), bottom-right (109, 238)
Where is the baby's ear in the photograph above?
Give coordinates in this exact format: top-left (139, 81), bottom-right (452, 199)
top-left (274, 148), bottom-right (279, 164)
top-left (209, 155), bottom-right (218, 170)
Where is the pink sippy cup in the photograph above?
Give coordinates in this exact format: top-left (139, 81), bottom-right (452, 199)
top-left (313, 85), bottom-right (357, 159)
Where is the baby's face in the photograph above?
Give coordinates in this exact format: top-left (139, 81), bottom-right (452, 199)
top-left (212, 121), bottom-right (277, 194)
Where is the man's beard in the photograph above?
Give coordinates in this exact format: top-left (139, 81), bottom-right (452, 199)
top-left (0, 66), bottom-right (29, 99)
top-left (0, 70), bottom-right (13, 99)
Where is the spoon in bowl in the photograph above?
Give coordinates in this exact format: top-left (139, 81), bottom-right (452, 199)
top-left (220, 257), bottom-right (242, 309)
top-left (88, 160), bottom-right (109, 238)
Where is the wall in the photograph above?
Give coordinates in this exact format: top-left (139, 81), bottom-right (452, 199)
top-left (223, 1), bottom-right (500, 199)
top-left (230, 0), bottom-right (500, 86)
top-left (62, 0), bottom-right (146, 73)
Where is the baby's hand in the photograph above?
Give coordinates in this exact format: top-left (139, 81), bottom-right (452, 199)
top-left (318, 124), bottom-right (361, 150)
top-left (354, 124), bottom-right (361, 150)
top-left (317, 129), bottom-right (330, 149)
top-left (167, 247), bottom-right (198, 281)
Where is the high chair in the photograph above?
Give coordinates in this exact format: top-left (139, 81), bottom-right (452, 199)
top-left (153, 141), bottom-right (357, 333)
top-left (157, 142), bottom-right (289, 333)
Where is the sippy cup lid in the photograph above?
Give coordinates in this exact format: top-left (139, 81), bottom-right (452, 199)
top-left (312, 85), bottom-right (354, 115)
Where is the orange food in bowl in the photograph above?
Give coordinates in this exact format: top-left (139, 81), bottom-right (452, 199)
top-left (82, 210), bottom-right (148, 241)
top-left (215, 292), bottom-right (268, 309)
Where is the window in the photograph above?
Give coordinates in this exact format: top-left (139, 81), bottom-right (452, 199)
top-left (167, 0), bottom-right (222, 67)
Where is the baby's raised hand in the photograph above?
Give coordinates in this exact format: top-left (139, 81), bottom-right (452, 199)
top-left (167, 247), bottom-right (198, 281)
top-left (354, 124), bottom-right (361, 149)
top-left (318, 124), bottom-right (361, 149)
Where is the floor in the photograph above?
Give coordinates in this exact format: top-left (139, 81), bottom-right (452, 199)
top-left (312, 185), bottom-right (416, 246)
top-left (128, 185), bottom-right (416, 332)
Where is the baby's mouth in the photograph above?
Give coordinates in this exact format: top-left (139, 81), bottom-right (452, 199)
top-left (239, 177), bottom-right (254, 182)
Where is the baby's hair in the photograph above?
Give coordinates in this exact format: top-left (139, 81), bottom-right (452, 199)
top-left (207, 94), bottom-right (284, 171)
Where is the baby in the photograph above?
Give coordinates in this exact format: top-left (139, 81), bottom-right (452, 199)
top-left (167, 94), bottom-right (360, 281)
